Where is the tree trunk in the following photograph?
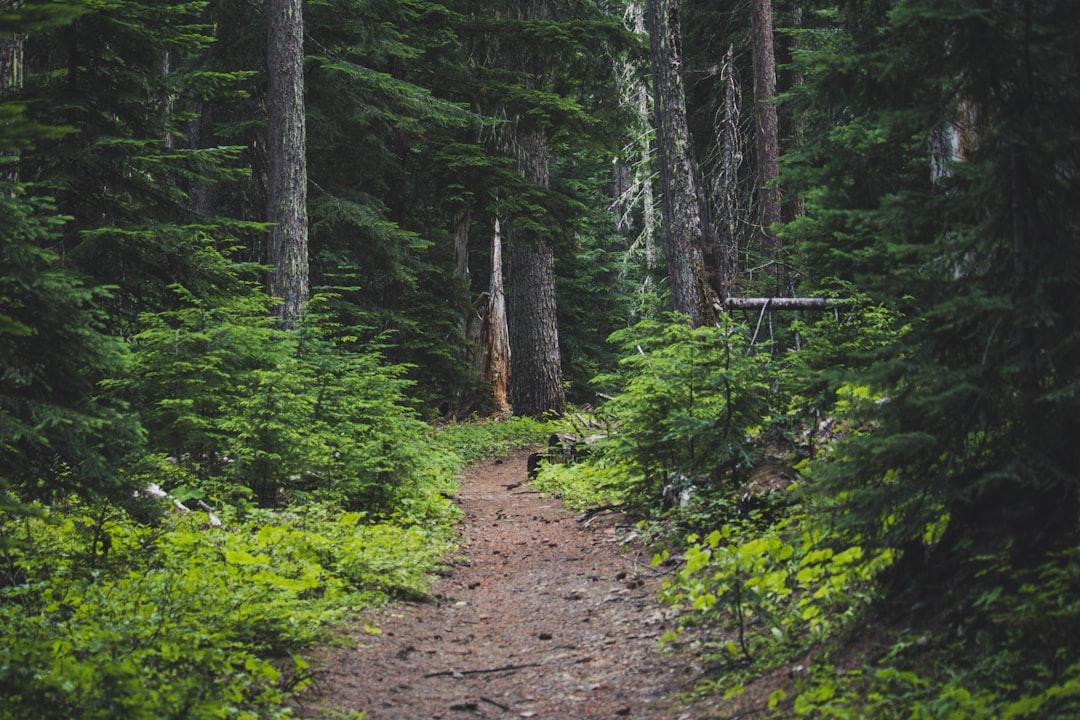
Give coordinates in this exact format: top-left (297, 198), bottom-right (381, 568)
top-left (507, 121), bottom-right (565, 417)
top-left (615, 1), bottom-right (658, 293)
top-left (504, 0), bottom-right (565, 417)
top-left (0, 31), bottom-right (23, 95)
top-left (776, 4), bottom-right (805, 225)
top-left (187, 101), bottom-right (219, 216)
top-left (749, 0), bottom-right (784, 295)
top-left (646, 0), bottom-right (718, 326)
top-left (482, 217), bottom-right (511, 414)
top-left (1, 30), bottom-right (24, 185)
top-left (266, 0), bottom-right (309, 327)
top-left (712, 43), bottom-right (743, 296)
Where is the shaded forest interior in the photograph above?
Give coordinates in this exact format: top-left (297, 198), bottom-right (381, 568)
top-left (2, 0), bottom-right (1079, 718)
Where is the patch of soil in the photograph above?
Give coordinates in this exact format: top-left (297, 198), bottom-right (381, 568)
top-left (297, 449), bottom-right (731, 719)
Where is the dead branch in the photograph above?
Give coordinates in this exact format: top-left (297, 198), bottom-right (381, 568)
top-left (723, 296), bottom-right (854, 311)
top-left (423, 662), bottom-right (543, 679)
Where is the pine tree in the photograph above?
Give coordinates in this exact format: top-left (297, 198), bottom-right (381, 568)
top-left (2, 1), bottom-right (143, 509)
top-left (646, 0), bottom-right (718, 326)
top-left (789, 0), bottom-right (1080, 571)
top-left (266, 0), bottom-right (309, 326)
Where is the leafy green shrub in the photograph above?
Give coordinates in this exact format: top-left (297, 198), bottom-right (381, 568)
top-left (121, 289), bottom-right (428, 510)
top-left (1, 191), bottom-right (144, 513)
top-left (531, 457), bottom-right (633, 511)
top-left (592, 316), bottom-right (771, 503)
top-left (435, 415), bottom-right (564, 465)
top-left (658, 518), bottom-right (893, 664)
top-left (0, 497), bottom-right (456, 719)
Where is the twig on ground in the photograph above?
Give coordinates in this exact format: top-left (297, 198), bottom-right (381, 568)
top-left (633, 550), bottom-right (681, 577)
top-left (422, 662), bottom-right (542, 679)
top-left (578, 505), bottom-right (622, 524)
top-left (481, 696), bottom-right (511, 711)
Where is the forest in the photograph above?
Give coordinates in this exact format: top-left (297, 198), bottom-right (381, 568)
top-left (1, 0), bottom-right (1078, 717)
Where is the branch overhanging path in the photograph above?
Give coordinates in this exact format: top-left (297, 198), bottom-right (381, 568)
top-left (298, 450), bottom-right (717, 719)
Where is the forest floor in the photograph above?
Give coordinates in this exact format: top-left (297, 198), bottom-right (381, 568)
top-left (297, 449), bottom-right (739, 720)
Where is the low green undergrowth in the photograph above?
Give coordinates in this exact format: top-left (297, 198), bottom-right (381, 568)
top-left (435, 415), bottom-right (566, 466)
top-left (530, 457), bottom-right (633, 511)
top-left (0, 415), bottom-right (552, 719)
top-left (0, 497), bottom-right (456, 720)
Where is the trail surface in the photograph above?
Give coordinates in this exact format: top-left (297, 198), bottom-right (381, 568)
top-left (302, 449), bottom-right (719, 719)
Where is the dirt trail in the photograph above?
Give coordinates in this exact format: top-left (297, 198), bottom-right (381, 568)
top-left (301, 449), bottom-right (717, 719)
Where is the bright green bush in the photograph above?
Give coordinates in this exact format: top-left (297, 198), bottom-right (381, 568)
top-left (0, 497), bottom-right (456, 719)
top-left (531, 457), bottom-right (633, 511)
top-left (592, 316), bottom-right (771, 503)
top-left (658, 517), bottom-right (893, 665)
top-left (120, 290), bottom-right (428, 510)
top-left (435, 415), bottom-right (564, 465)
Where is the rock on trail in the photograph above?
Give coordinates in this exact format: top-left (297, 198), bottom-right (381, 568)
top-left (299, 449), bottom-right (711, 719)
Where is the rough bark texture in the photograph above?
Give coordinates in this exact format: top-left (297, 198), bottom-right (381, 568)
top-left (711, 43), bottom-right (743, 296)
top-left (646, 0), bottom-right (718, 327)
top-left (505, 0), bottom-right (566, 418)
top-left (482, 218), bottom-right (511, 414)
top-left (507, 123), bottom-right (565, 417)
top-left (187, 101), bottom-right (219, 216)
top-left (776, 4), bottom-right (805, 225)
top-left (266, 0), bottom-right (309, 327)
top-left (1, 31), bottom-right (24, 185)
top-left (0, 34), bottom-right (23, 93)
top-left (749, 0), bottom-right (784, 295)
top-left (611, 2), bottom-right (660, 306)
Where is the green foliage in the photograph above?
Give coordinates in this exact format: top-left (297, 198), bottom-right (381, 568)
top-left (785, 0), bottom-right (1080, 559)
top-left (121, 290), bottom-right (429, 510)
top-left (0, 190), bottom-right (144, 510)
top-left (658, 517), bottom-right (893, 665)
top-left (435, 415), bottom-right (564, 465)
top-left (0, 498), bottom-right (455, 719)
top-left (531, 457), bottom-right (631, 511)
top-left (779, 546), bottom-right (1080, 720)
top-left (592, 315), bottom-right (770, 501)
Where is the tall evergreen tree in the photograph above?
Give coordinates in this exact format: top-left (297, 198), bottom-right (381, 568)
top-left (646, 0), bottom-right (718, 326)
top-left (748, 0), bottom-right (784, 294)
top-left (266, 0), bottom-right (308, 326)
top-left (1, 1), bottom-right (143, 510)
top-left (14, 0), bottom-right (256, 325)
top-left (789, 0), bottom-right (1080, 572)
top-left (504, 0), bottom-right (566, 417)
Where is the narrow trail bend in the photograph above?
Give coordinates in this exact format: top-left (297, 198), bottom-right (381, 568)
top-left (301, 449), bottom-right (716, 719)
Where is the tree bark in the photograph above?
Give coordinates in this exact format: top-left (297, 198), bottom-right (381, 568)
top-left (646, 0), bottom-right (718, 327)
top-left (617, 1), bottom-right (658, 283)
top-left (0, 29), bottom-right (23, 94)
top-left (776, 4), bottom-right (805, 225)
top-left (1, 29), bottom-right (24, 185)
top-left (504, 0), bottom-right (565, 417)
top-left (507, 120), bottom-right (565, 417)
top-left (266, 0), bottom-right (309, 327)
top-left (712, 43), bottom-right (743, 295)
top-left (482, 217), bottom-right (511, 414)
top-left (749, 0), bottom-right (784, 295)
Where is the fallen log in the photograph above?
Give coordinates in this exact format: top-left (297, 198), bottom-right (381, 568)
top-left (723, 296), bottom-right (855, 311)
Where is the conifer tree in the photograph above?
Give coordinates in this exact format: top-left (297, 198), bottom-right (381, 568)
top-left (504, 0), bottom-right (566, 417)
top-left (789, 0), bottom-right (1080, 571)
top-left (266, 0), bottom-right (309, 327)
top-left (1, 2), bottom-right (142, 509)
top-left (646, 0), bottom-right (719, 326)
